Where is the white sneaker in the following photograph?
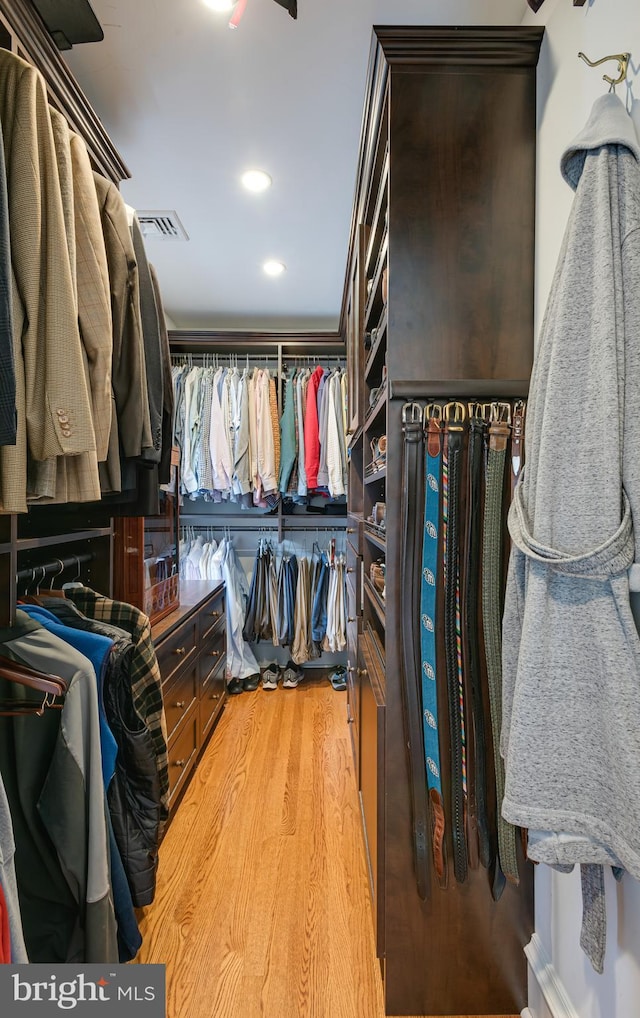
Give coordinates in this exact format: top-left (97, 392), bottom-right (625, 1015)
top-left (262, 664), bottom-right (280, 690)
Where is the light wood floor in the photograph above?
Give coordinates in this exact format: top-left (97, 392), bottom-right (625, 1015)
top-left (136, 681), bottom-right (516, 1018)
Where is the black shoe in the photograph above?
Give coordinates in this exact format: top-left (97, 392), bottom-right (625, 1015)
top-left (227, 677), bottom-right (244, 695)
top-left (242, 673), bottom-right (260, 692)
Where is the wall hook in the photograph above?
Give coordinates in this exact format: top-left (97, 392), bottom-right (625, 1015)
top-left (578, 50), bottom-right (630, 92)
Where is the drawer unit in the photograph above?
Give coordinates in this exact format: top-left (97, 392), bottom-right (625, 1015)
top-left (156, 614), bottom-right (198, 686)
top-left (167, 706), bottom-right (199, 804)
top-left (198, 588), bottom-right (225, 644)
top-left (163, 662), bottom-right (198, 743)
top-left (199, 656), bottom-right (226, 745)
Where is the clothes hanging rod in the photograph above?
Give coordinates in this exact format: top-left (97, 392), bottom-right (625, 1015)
top-left (16, 552), bottom-right (93, 585)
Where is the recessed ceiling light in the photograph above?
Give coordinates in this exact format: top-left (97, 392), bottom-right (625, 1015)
top-left (203, 0), bottom-right (235, 12)
top-left (263, 260), bottom-right (286, 277)
top-left (241, 169), bottom-right (272, 193)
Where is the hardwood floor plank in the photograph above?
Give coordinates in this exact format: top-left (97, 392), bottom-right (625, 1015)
top-left (135, 683), bottom-right (518, 1018)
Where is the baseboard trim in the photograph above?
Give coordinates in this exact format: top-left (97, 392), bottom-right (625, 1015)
top-left (521, 1008), bottom-right (535, 1018)
top-left (524, 933), bottom-right (580, 1018)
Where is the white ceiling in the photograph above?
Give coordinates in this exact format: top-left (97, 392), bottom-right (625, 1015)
top-left (65, 0), bottom-right (529, 331)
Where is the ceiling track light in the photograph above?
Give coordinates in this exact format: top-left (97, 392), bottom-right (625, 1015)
top-left (203, 0), bottom-right (297, 27)
top-left (241, 169), bottom-right (272, 193)
top-left (263, 260), bottom-right (286, 277)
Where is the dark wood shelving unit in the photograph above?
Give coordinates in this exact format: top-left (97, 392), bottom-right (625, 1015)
top-left (16, 528), bottom-right (113, 551)
top-left (364, 465), bottom-right (387, 485)
top-left (364, 575), bottom-right (386, 627)
top-left (363, 386), bottom-right (387, 433)
top-left (364, 306), bottom-right (388, 383)
top-left (364, 527), bottom-right (386, 552)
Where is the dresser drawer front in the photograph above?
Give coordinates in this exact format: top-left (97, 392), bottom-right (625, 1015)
top-left (167, 708), bottom-right (199, 804)
top-left (163, 664), bottom-right (198, 743)
top-left (156, 616), bottom-right (198, 686)
top-left (200, 668), bottom-right (226, 744)
top-left (198, 628), bottom-right (226, 685)
top-left (198, 589), bottom-right (225, 644)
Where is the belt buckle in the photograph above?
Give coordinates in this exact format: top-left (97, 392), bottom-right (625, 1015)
top-left (444, 400), bottom-right (466, 430)
top-left (402, 401), bottom-right (423, 425)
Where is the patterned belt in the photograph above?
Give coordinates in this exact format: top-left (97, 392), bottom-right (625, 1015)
top-left (401, 402), bottom-right (431, 900)
top-left (443, 401), bottom-right (468, 885)
top-left (482, 402), bottom-right (519, 885)
top-left (421, 404), bottom-right (446, 883)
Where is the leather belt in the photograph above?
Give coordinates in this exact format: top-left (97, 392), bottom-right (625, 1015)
top-left (482, 402), bottom-right (519, 885)
top-left (401, 402), bottom-right (431, 900)
top-left (510, 400), bottom-right (526, 501)
top-left (443, 401), bottom-right (468, 885)
top-left (464, 404), bottom-right (490, 871)
top-left (421, 404), bottom-right (446, 883)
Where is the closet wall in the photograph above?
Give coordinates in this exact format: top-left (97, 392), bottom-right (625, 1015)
top-left (520, 2), bottom-right (640, 1017)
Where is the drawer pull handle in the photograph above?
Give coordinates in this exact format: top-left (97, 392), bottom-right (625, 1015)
top-left (174, 700), bottom-right (186, 709)
top-left (174, 759), bottom-right (186, 768)
top-left (346, 567), bottom-right (354, 574)
top-left (210, 610), bottom-right (221, 618)
top-left (348, 617), bottom-right (355, 623)
top-left (211, 693), bottom-right (220, 701)
top-left (357, 667), bottom-right (368, 677)
top-left (209, 650), bottom-right (222, 658)
top-left (174, 646), bottom-right (187, 657)
top-left (347, 527), bottom-right (356, 534)
top-left (347, 715), bottom-right (355, 724)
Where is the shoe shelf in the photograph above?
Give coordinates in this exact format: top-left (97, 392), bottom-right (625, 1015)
top-left (364, 526), bottom-right (386, 552)
top-left (364, 306), bottom-right (388, 384)
top-left (364, 575), bottom-right (386, 627)
top-left (363, 385), bottom-right (387, 433)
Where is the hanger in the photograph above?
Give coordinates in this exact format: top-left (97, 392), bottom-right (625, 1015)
top-left (578, 50), bottom-right (630, 92)
top-left (0, 653), bottom-right (67, 716)
top-left (46, 559), bottom-right (68, 599)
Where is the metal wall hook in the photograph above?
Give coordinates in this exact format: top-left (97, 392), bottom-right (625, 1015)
top-left (578, 51), bottom-right (630, 92)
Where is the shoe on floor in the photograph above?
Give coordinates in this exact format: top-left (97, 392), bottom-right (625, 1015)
top-left (227, 677), bottom-right (244, 695)
top-left (262, 664), bottom-right (280, 690)
top-left (282, 661), bottom-right (303, 688)
top-left (242, 673), bottom-right (261, 692)
top-left (329, 666), bottom-right (347, 691)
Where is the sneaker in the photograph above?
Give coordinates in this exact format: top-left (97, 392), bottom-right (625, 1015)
top-left (262, 664), bottom-right (280, 690)
top-left (227, 677), bottom-right (243, 695)
top-left (329, 666), bottom-right (347, 691)
top-left (242, 673), bottom-right (260, 692)
top-left (282, 661), bottom-right (303, 688)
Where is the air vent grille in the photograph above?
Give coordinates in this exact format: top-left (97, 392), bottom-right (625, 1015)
top-left (137, 211), bottom-right (189, 242)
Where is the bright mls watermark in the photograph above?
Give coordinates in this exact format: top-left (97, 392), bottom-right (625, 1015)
top-left (0, 966), bottom-right (165, 1017)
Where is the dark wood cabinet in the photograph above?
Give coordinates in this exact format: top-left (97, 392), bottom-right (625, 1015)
top-left (153, 581), bottom-right (227, 815)
top-left (342, 25), bottom-right (543, 1016)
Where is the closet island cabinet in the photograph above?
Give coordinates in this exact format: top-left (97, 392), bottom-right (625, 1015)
top-left (343, 26), bottom-right (543, 1017)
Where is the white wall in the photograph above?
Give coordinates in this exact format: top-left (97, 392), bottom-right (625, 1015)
top-left (519, 1), bottom-right (640, 1016)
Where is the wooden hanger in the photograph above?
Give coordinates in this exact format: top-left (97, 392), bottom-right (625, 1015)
top-left (0, 653), bottom-right (67, 715)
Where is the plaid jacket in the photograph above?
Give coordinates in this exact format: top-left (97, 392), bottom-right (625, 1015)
top-left (68, 586), bottom-right (169, 821)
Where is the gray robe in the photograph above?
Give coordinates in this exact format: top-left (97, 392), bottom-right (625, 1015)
top-left (502, 94), bottom-right (640, 880)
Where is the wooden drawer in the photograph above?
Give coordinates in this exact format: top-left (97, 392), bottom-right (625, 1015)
top-left (198, 628), bottom-right (226, 685)
top-left (156, 615), bottom-right (198, 686)
top-left (163, 662), bottom-right (198, 743)
top-left (346, 542), bottom-right (360, 592)
top-left (167, 706), bottom-right (199, 804)
top-left (198, 588), bottom-right (225, 644)
top-left (200, 663), bottom-right (226, 745)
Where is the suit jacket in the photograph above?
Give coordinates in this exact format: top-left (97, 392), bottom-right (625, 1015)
top-left (0, 118), bottom-right (15, 448)
top-left (150, 263), bottom-right (174, 485)
top-left (94, 173), bottom-right (152, 462)
top-left (0, 52), bottom-right (97, 512)
top-left (131, 215), bottom-right (162, 463)
top-left (27, 108), bottom-right (101, 506)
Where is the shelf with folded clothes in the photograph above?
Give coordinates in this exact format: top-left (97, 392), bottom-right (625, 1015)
top-left (364, 305), bottom-right (388, 384)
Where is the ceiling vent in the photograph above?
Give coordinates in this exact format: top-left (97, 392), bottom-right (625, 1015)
top-left (137, 211), bottom-right (189, 242)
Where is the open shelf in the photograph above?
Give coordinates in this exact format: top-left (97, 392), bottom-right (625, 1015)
top-left (364, 305), bottom-right (388, 384)
top-left (365, 147), bottom-right (389, 276)
top-left (364, 465), bottom-right (387, 485)
top-left (364, 576), bottom-right (386, 627)
top-left (364, 386), bottom-right (387, 433)
top-left (364, 527), bottom-right (386, 552)
top-left (16, 528), bottom-right (112, 551)
top-left (364, 233), bottom-right (388, 329)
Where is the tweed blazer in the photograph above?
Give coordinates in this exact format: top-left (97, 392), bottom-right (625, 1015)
top-left (27, 108), bottom-right (101, 505)
top-left (94, 172), bottom-right (152, 462)
top-left (0, 119), bottom-right (15, 448)
top-left (0, 52), bottom-right (96, 512)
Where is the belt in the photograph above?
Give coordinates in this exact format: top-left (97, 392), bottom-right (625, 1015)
top-left (401, 402), bottom-right (431, 900)
top-left (482, 402), bottom-right (519, 885)
top-left (421, 404), bottom-right (446, 883)
top-left (510, 400), bottom-right (526, 501)
top-left (443, 402), bottom-right (468, 885)
top-left (464, 404), bottom-right (490, 871)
